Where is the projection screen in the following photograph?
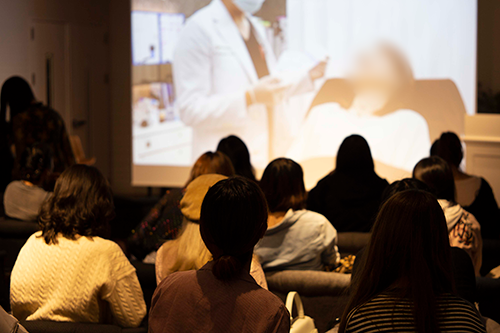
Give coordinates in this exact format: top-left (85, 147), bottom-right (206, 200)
top-left (131, 0), bottom-right (477, 188)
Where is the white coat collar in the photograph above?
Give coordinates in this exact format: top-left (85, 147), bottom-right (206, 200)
top-left (208, 0), bottom-right (261, 84)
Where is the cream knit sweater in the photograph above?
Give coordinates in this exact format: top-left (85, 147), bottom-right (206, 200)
top-left (10, 232), bottom-right (146, 327)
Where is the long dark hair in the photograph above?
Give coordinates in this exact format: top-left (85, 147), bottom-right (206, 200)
top-left (19, 143), bottom-right (53, 184)
top-left (217, 135), bottom-right (256, 182)
top-left (413, 156), bottom-right (456, 202)
top-left (336, 135), bottom-right (375, 175)
top-left (260, 158), bottom-right (306, 212)
top-left (200, 177), bottom-right (268, 281)
top-left (431, 132), bottom-right (463, 168)
top-left (38, 165), bottom-right (115, 244)
top-left (1, 76), bottom-right (35, 127)
top-left (339, 190), bottom-right (454, 333)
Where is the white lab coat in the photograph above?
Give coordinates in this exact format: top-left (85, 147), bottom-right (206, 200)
top-left (173, 0), bottom-right (308, 168)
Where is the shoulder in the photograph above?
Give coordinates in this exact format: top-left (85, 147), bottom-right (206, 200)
top-left (156, 270), bottom-right (198, 295)
top-left (437, 294), bottom-right (484, 327)
top-left (296, 210), bottom-right (331, 226)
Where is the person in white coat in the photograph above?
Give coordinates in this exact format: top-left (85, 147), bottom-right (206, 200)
top-left (173, 0), bottom-right (324, 168)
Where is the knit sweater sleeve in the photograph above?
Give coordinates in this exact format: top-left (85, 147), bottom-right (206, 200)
top-left (103, 272), bottom-right (147, 328)
top-left (101, 244), bottom-right (147, 328)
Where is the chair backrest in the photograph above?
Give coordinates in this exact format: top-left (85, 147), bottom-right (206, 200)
top-left (265, 270), bottom-right (351, 297)
top-left (21, 321), bottom-right (147, 333)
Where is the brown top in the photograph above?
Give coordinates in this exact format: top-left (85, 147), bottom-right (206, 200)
top-left (155, 240), bottom-right (268, 290)
top-left (149, 262), bottom-right (290, 333)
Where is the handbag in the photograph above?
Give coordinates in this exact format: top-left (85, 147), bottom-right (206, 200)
top-left (286, 291), bottom-right (318, 333)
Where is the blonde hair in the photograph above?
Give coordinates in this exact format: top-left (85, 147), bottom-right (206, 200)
top-left (169, 219), bottom-right (212, 273)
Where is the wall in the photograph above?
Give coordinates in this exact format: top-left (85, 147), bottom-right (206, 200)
top-left (0, 0), bottom-right (112, 181)
top-left (478, 0), bottom-right (500, 92)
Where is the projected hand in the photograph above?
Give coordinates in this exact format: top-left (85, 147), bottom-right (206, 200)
top-left (309, 58), bottom-right (329, 81)
top-left (247, 77), bottom-right (288, 107)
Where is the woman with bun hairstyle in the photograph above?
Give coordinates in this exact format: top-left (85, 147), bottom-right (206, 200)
top-left (149, 177), bottom-right (290, 333)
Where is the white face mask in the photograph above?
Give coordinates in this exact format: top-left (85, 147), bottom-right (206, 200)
top-left (233, 0), bottom-right (266, 14)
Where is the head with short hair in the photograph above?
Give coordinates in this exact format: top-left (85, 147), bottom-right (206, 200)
top-left (340, 190), bottom-right (454, 333)
top-left (19, 143), bottom-right (54, 185)
top-left (38, 165), bottom-right (114, 244)
top-left (413, 156), bottom-right (456, 202)
top-left (1, 76), bottom-right (35, 124)
top-left (431, 132), bottom-right (463, 168)
top-left (336, 135), bottom-right (375, 175)
top-left (217, 135), bottom-right (256, 181)
top-left (200, 177), bottom-right (268, 281)
top-left (259, 158), bottom-right (306, 213)
top-left (186, 151), bottom-right (235, 186)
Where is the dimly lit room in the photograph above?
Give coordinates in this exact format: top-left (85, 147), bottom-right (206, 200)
top-left (1, 0), bottom-right (500, 332)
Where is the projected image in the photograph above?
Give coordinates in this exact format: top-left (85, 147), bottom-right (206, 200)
top-left (131, 0), bottom-right (477, 186)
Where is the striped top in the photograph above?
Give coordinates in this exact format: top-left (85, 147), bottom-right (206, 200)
top-left (345, 293), bottom-right (486, 333)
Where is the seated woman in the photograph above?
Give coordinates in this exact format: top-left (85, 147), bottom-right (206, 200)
top-left (255, 158), bottom-right (340, 271)
top-left (432, 132), bottom-right (500, 239)
top-left (149, 177), bottom-right (290, 333)
top-left (352, 178), bottom-right (477, 305)
top-left (127, 151), bottom-right (235, 261)
top-left (10, 165), bottom-right (146, 327)
top-left (4, 143), bottom-right (53, 221)
top-left (217, 135), bottom-right (257, 182)
top-left (1, 76), bottom-right (75, 191)
top-left (340, 190), bottom-right (486, 333)
top-left (307, 135), bottom-right (388, 232)
top-left (414, 156), bottom-right (483, 276)
top-left (155, 174), bottom-right (267, 288)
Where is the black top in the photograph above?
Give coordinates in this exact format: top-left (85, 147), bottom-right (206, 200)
top-left (463, 178), bottom-right (500, 239)
top-left (244, 26), bottom-right (269, 79)
top-left (307, 171), bottom-right (388, 232)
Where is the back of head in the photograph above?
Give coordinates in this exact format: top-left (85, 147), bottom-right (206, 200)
top-left (186, 151), bottom-right (235, 185)
top-left (336, 135), bottom-right (375, 175)
top-left (380, 178), bottom-right (433, 204)
top-left (39, 165), bottom-right (114, 244)
top-left (260, 158), bottom-right (306, 213)
top-left (1, 76), bottom-right (35, 123)
top-left (19, 143), bottom-right (53, 185)
top-left (217, 135), bottom-right (256, 181)
top-left (171, 174), bottom-right (229, 273)
top-left (431, 132), bottom-right (463, 168)
top-left (200, 177), bottom-right (268, 281)
top-left (341, 190), bottom-right (453, 333)
top-left (413, 156), bottom-right (455, 202)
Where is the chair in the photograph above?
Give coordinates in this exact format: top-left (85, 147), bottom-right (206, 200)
top-left (0, 217), bottom-right (40, 272)
top-left (21, 321), bottom-right (147, 333)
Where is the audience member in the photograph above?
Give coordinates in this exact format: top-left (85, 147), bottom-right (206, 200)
top-left (432, 132), bottom-right (500, 239)
top-left (255, 158), bottom-right (340, 271)
top-left (339, 190), bottom-right (486, 333)
top-left (10, 165), bottom-right (146, 327)
top-left (3, 143), bottom-right (53, 221)
top-left (155, 174), bottom-right (267, 289)
top-left (149, 177), bottom-right (290, 333)
top-left (0, 76), bottom-right (75, 190)
top-left (414, 156), bottom-right (483, 276)
top-left (352, 178), bottom-right (477, 304)
top-left (307, 135), bottom-right (388, 232)
top-left (127, 151), bottom-right (235, 261)
top-left (217, 135), bottom-right (257, 182)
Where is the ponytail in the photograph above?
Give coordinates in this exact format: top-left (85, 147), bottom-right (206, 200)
top-left (212, 255), bottom-right (242, 281)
